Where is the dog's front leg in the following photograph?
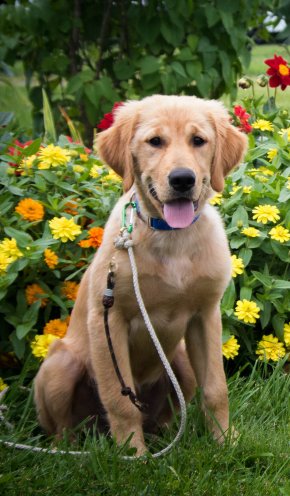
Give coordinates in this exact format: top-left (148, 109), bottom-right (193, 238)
top-left (88, 306), bottom-right (146, 456)
top-left (185, 305), bottom-right (229, 442)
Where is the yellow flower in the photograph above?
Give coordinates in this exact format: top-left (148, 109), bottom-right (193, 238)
top-left (101, 169), bottom-right (122, 183)
top-left (234, 299), bottom-right (260, 324)
top-left (49, 217), bottom-right (81, 242)
top-left (267, 149), bottom-right (278, 162)
top-left (43, 318), bottom-right (69, 338)
top-left (79, 153), bottom-right (89, 162)
top-left (15, 198), bottom-right (45, 222)
top-left (0, 238), bottom-right (23, 262)
top-left (44, 248), bottom-right (59, 269)
top-left (269, 225), bottom-right (290, 243)
top-left (62, 281), bottom-right (79, 301)
top-left (252, 119), bottom-right (274, 132)
top-left (0, 252), bottom-right (12, 273)
top-left (25, 283), bottom-right (48, 307)
top-left (31, 334), bottom-right (59, 359)
top-left (222, 336), bottom-right (240, 360)
top-left (209, 193), bottom-right (223, 205)
top-left (229, 185), bottom-right (241, 196)
top-left (72, 165), bottom-right (85, 173)
top-left (231, 255), bottom-right (244, 278)
top-left (257, 167), bottom-right (274, 176)
top-left (278, 127), bottom-right (290, 140)
top-left (20, 154), bottom-right (37, 170)
top-left (37, 145), bottom-right (70, 169)
top-left (241, 227), bottom-right (260, 238)
top-left (252, 205), bottom-right (280, 224)
top-left (0, 377), bottom-right (8, 392)
top-left (284, 322), bottom-right (290, 347)
top-left (89, 164), bottom-right (102, 178)
top-left (243, 186), bottom-right (252, 194)
top-left (256, 334), bottom-right (286, 362)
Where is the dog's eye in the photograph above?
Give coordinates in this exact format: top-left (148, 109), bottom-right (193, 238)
top-left (192, 136), bottom-right (206, 147)
top-left (148, 137), bottom-right (163, 147)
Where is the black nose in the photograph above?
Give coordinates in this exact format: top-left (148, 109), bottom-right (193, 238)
top-left (168, 168), bottom-right (196, 193)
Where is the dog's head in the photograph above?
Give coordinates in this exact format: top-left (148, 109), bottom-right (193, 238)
top-left (97, 95), bottom-right (247, 228)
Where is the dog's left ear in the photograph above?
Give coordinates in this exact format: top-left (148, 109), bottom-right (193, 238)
top-left (96, 101), bottom-right (140, 192)
top-left (209, 103), bottom-right (248, 192)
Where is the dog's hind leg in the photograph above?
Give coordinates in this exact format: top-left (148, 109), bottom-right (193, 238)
top-left (34, 339), bottom-right (85, 437)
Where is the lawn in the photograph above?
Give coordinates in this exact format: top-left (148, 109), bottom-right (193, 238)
top-left (0, 362), bottom-right (289, 495)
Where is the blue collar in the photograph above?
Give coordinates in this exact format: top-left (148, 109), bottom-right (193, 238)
top-left (134, 195), bottom-right (200, 231)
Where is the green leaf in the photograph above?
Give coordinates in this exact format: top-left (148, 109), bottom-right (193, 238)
top-left (187, 34), bottom-right (198, 51)
top-left (139, 56), bottom-right (160, 76)
top-left (16, 301), bottom-right (41, 339)
top-left (240, 286), bottom-right (252, 300)
top-left (252, 271), bottom-right (272, 288)
top-left (272, 280), bottom-right (290, 290)
top-left (260, 300), bottom-right (272, 329)
top-left (272, 315), bottom-right (285, 341)
top-left (4, 227), bottom-right (32, 246)
top-left (114, 60), bottom-right (135, 80)
top-left (222, 279), bottom-right (236, 310)
top-left (21, 137), bottom-right (42, 157)
top-left (10, 330), bottom-right (26, 359)
top-left (171, 61), bottom-right (187, 79)
top-left (238, 248), bottom-right (252, 267)
top-left (42, 89), bottom-right (57, 143)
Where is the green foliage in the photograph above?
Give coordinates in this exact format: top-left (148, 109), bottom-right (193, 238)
top-left (0, 0), bottom-right (277, 138)
top-left (0, 132), bottom-right (121, 362)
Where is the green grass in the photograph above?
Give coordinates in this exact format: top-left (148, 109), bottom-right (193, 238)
top-left (0, 362), bottom-right (289, 495)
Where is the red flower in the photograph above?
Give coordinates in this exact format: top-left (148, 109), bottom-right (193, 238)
top-left (264, 54), bottom-right (290, 91)
top-left (97, 102), bottom-right (124, 130)
top-left (8, 139), bottom-right (33, 175)
top-left (233, 105), bottom-right (252, 134)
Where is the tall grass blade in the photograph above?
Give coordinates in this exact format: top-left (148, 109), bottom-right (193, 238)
top-left (59, 106), bottom-right (83, 145)
top-left (42, 89), bottom-right (57, 143)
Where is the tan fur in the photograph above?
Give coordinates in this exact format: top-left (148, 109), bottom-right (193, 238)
top-left (34, 95), bottom-right (247, 456)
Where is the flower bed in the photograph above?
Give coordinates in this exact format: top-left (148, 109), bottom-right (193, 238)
top-left (0, 55), bottom-right (289, 378)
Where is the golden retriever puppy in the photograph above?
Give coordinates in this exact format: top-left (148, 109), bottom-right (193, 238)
top-left (34, 95), bottom-right (247, 456)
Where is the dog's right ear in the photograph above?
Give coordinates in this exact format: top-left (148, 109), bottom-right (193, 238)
top-left (96, 101), bottom-right (140, 192)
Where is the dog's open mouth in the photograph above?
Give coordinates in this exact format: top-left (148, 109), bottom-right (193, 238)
top-left (163, 199), bottom-right (198, 228)
top-left (148, 184), bottom-right (198, 228)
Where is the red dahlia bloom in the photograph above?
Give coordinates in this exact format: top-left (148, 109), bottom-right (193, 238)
top-left (233, 105), bottom-right (252, 134)
top-left (97, 102), bottom-right (124, 130)
top-left (264, 54), bottom-right (290, 91)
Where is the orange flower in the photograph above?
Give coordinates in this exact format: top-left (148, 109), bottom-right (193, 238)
top-left (44, 248), bottom-right (58, 269)
top-left (43, 317), bottom-right (70, 338)
top-left (15, 198), bottom-right (44, 221)
top-left (63, 200), bottom-right (79, 216)
top-left (25, 283), bottom-right (48, 307)
top-left (62, 281), bottom-right (79, 301)
top-left (79, 226), bottom-right (104, 249)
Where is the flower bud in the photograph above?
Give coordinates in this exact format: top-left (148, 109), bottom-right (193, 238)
top-left (237, 220), bottom-right (243, 228)
top-left (238, 77), bottom-right (252, 89)
top-left (256, 74), bottom-right (268, 87)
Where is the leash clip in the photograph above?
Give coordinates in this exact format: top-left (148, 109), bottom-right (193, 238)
top-left (122, 202), bottom-right (137, 234)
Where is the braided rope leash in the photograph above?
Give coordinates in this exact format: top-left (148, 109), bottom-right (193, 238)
top-left (0, 202), bottom-right (187, 459)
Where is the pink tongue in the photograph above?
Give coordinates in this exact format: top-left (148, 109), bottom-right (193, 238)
top-left (163, 199), bottom-right (195, 228)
